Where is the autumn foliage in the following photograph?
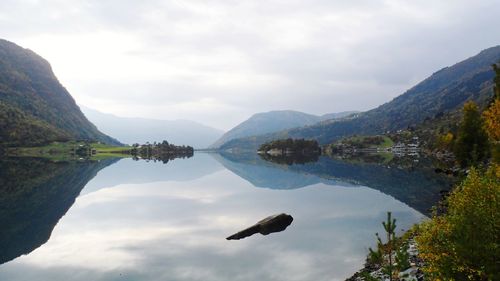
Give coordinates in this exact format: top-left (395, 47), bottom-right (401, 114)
top-left (416, 166), bottom-right (500, 280)
top-left (483, 99), bottom-right (500, 142)
top-left (482, 63), bottom-right (500, 163)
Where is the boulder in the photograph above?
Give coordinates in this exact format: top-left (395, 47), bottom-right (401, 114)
top-left (226, 213), bottom-right (293, 240)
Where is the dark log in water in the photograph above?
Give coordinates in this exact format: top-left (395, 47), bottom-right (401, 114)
top-left (226, 213), bottom-right (293, 240)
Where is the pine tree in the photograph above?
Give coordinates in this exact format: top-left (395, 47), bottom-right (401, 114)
top-left (382, 212), bottom-right (397, 281)
top-left (367, 212), bottom-right (401, 281)
top-left (395, 242), bottom-right (411, 272)
top-left (368, 233), bottom-right (384, 265)
top-left (454, 101), bottom-right (490, 167)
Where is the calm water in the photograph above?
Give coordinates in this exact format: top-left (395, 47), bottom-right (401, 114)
top-left (0, 153), bottom-right (451, 281)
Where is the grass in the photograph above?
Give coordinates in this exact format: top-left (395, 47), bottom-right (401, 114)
top-left (380, 136), bottom-right (395, 148)
top-left (325, 135), bottom-right (396, 165)
top-left (6, 141), bottom-right (132, 161)
top-left (335, 135), bottom-right (394, 149)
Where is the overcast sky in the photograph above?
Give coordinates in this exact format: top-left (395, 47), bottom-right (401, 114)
top-left (1, 0), bottom-right (499, 130)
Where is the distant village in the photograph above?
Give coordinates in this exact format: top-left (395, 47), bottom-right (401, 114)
top-left (325, 134), bottom-right (421, 157)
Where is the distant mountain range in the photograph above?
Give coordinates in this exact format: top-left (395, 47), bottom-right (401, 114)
top-left (0, 39), bottom-right (119, 146)
top-left (82, 107), bottom-right (224, 148)
top-left (220, 45), bottom-right (500, 150)
top-left (2, 37), bottom-right (498, 151)
top-left (210, 110), bottom-right (357, 148)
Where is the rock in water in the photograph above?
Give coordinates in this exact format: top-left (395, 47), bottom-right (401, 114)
top-left (226, 213), bottom-right (293, 240)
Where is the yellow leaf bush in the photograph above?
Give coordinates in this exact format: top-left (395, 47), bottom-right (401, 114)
top-left (417, 165), bottom-right (499, 280)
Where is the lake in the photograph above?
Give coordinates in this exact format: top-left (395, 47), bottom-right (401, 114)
top-left (0, 152), bottom-right (451, 281)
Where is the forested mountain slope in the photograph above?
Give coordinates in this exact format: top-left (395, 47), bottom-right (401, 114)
top-left (0, 39), bottom-right (119, 146)
top-left (220, 46), bottom-right (500, 150)
top-left (211, 110), bottom-right (357, 148)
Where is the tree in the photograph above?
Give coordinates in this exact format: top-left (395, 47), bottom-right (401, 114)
top-left (395, 242), bottom-right (410, 272)
top-left (454, 101), bottom-right (490, 167)
top-left (483, 63), bottom-right (500, 160)
top-left (492, 63), bottom-right (500, 101)
top-left (483, 99), bottom-right (500, 142)
top-left (368, 233), bottom-right (384, 265)
top-left (437, 132), bottom-right (454, 150)
top-left (382, 212), bottom-right (397, 281)
top-left (416, 165), bottom-right (500, 280)
top-left (367, 212), bottom-right (405, 281)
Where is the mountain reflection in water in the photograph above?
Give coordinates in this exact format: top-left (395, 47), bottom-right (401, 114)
top-left (0, 157), bottom-right (118, 264)
top-left (214, 152), bottom-right (452, 215)
top-left (0, 152), bottom-right (450, 281)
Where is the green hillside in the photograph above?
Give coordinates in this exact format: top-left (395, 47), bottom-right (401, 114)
top-left (210, 110), bottom-right (357, 148)
top-left (220, 46), bottom-right (500, 150)
top-left (0, 39), bottom-right (120, 146)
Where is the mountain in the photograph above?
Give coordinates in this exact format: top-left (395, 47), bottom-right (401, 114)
top-left (210, 110), bottom-right (357, 148)
top-left (0, 39), bottom-right (119, 146)
top-left (81, 107), bottom-right (223, 148)
top-left (220, 46), bottom-right (500, 150)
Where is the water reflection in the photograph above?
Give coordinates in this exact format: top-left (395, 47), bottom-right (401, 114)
top-left (215, 152), bottom-right (452, 215)
top-left (0, 157), bottom-right (118, 264)
top-left (212, 152), bottom-right (354, 190)
top-left (259, 153), bottom-right (319, 165)
top-left (0, 153), bottom-right (450, 281)
top-left (82, 153), bottom-right (224, 195)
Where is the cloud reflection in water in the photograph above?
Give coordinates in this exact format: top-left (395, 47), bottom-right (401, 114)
top-left (0, 156), bottom-right (425, 281)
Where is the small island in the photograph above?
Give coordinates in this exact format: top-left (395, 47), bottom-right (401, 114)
top-left (129, 141), bottom-right (194, 163)
top-left (257, 138), bottom-right (321, 164)
top-left (258, 138), bottom-right (321, 156)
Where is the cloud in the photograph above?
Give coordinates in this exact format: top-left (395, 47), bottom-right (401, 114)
top-left (0, 0), bottom-right (499, 129)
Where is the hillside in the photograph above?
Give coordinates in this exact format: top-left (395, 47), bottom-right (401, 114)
top-left (82, 107), bottom-right (223, 148)
top-left (0, 39), bottom-right (119, 146)
top-left (220, 45), bottom-right (500, 150)
top-left (210, 110), bottom-right (357, 148)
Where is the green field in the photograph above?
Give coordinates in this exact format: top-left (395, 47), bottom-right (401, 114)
top-left (6, 141), bottom-right (132, 161)
top-left (330, 135), bottom-right (394, 150)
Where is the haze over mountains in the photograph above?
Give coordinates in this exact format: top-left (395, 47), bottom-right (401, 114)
top-left (0, 39), bottom-right (119, 146)
top-left (210, 110), bottom-right (357, 148)
top-left (0, 37), bottom-right (358, 149)
top-left (0, 36), bottom-right (498, 152)
top-left (219, 45), bottom-right (500, 150)
top-left (82, 107), bottom-right (223, 148)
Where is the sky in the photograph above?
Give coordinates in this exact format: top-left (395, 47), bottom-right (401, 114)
top-left (1, 0), bottom-right (499, 130)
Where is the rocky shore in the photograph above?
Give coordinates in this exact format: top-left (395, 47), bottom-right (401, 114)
top-left (346, 237), bottom-right (425, 281)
